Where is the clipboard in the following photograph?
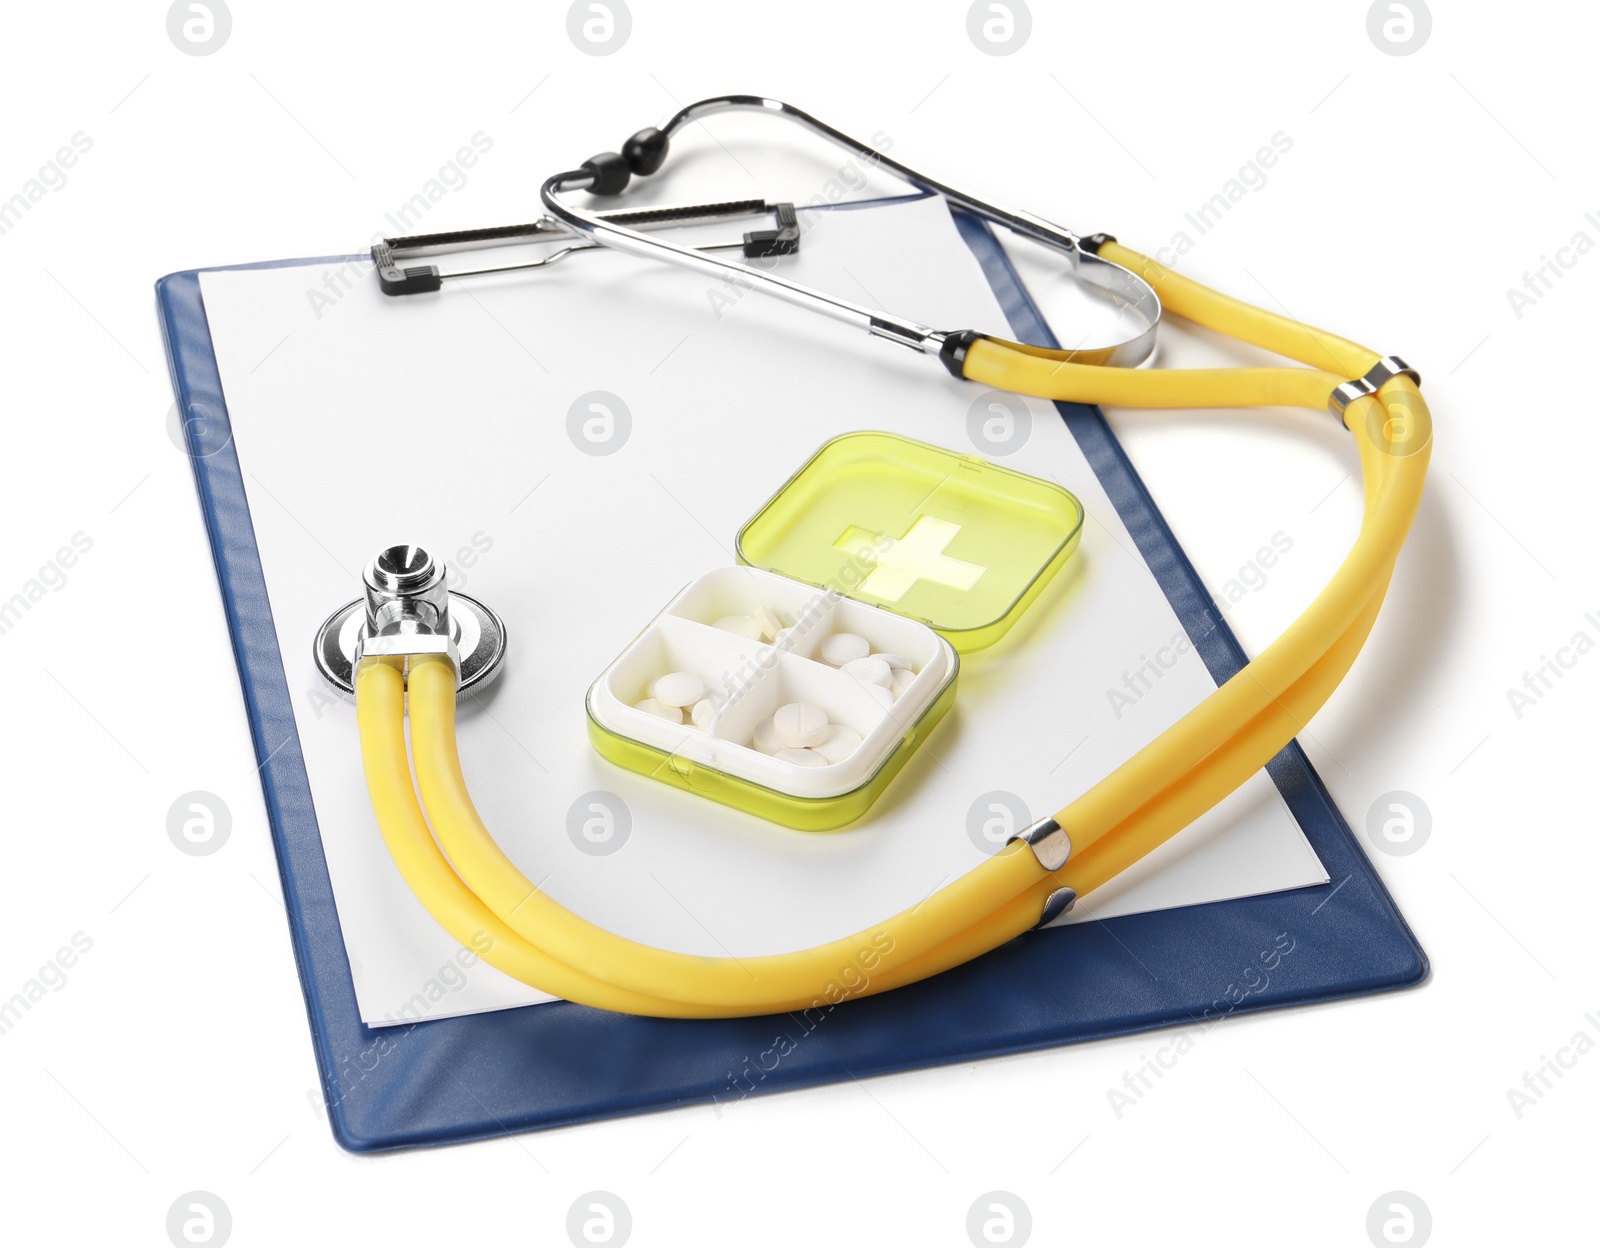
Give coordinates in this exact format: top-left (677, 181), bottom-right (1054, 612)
top-left (156, 199), bottom-right (1426, 1153)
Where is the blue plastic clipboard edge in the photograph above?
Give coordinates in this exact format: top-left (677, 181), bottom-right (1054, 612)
top-left (156, 202), bottom-right (1425, 1154)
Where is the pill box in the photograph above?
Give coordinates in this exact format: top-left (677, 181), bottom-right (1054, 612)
top-left (586, 431), bottom-right (1084, 830)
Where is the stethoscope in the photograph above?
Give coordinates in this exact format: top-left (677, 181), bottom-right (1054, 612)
top-left (539, 95), bottom-right (1161, 369)
top-left (326, 95), bottom-right (1431, 1018)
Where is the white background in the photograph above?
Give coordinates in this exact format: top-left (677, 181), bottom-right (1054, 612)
top-left (0, 1), bottom-right (1592, 1245)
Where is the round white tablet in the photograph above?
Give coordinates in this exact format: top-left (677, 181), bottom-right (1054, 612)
top-left (653, 671), bottom-right (706, 708)
top-left (862, 682), bottom-right (894, 711)
top-left (819, 632), bottom-right (871, 666)
top-left (690, 698), bottom-right (717, 732)
top-left (713, 615), bottom-right (763, 640)
top-left (813, 724), bottom-right (863, 764)
top-left (841, 655), bottom-right (892, 688)
top-left (772, 701), bottom-right (830, 748)
top-left (774, 747), bottom-right (828, 768)
top-left (890, 667), bottom-right (917, 698)
top-left (752, 716), bottom-right (785, 754)
top-left (875, 652), bottom-right (913, 671)
top-left (633, 697), bottom-right (683, 723)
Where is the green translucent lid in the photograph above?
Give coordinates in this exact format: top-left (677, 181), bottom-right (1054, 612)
top-left (736, 431), bottom-right (1083, 652)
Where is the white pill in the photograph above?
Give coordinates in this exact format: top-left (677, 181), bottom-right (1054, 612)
top-left (772, 702), bottom-right (830, 748)
top-left (752, 716), bottom-right (785, 754)
top-left (634, 697), bottom-right (683, 723)
top-left (819, 632), bottom-right (871, 666)
top-left (653, 671), bottom-right (705, 708)
top-left (890, 668), bottom-right (917, 698)
top-left (714, 615), bottom-right (764, 640)
top-left (690, 699), bottom-right (717, 732)
top-left (841, 655), bottom-right (892, 688)
top-left (752, 606), bottom-right (785, 641)
top-left (773, 627), bottom-right (794, 645)
top-left (875, 652), bottom-right (913, 671)
top-left (813, 724), bottom-right (863, 764)
top-left (774, 747), bottom-right (829, 768)
top-left (862, 682), bottom-right (894, 711)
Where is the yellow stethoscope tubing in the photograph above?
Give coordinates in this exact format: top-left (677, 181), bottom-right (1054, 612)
top-left (837, 582), bottom-right (1391, 997)
top-left (407, 439), bottom-right (1400, 1013)
top-left (370, 566), bottom-right (1389, 1015)
top-left (356, 661), bottom-right (700, 1016)
top-left (361, 457), bottom-right (1395, 1017)
top-left (1099, 240), bottom-right (1379, 378)
top-left (353, 242), bottom-right (1430, 1018)
top-left (405, 655), bottom-right (1049, 1010)
top-left (399, 405), bottom-right (1411, 1013)
top-left (962, 358), bottom-right (1423, 867)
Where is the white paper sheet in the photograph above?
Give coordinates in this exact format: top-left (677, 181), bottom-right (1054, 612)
top-left (198, 196), bottom-right (1326, 1025)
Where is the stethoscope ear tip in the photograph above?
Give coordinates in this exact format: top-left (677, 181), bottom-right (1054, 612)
top-left (580, 150), bottom-right (634, 196)
top-left (580, 127), bottom-right (672, 198)
top-left (623, 126), bottom-right (669, 176)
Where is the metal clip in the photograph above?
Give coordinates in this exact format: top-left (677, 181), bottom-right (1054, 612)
top-left (1330, 355), bottom-right (1421, 417)
top-left (740, 202), bottom-right (799, 257)
top-left (1362, 355), bottom-right (1421, 391)
top-left (1036, 886), bottom-right (1078, 928)
top-left (1008, 816), bottom-right (1072, 872)
top-left (1328, 376), bottom-right (1377, 417)
top-left (371, 200), bottom-right (802, 295)
top-left (1008, 817), bottom-right (1073, 927)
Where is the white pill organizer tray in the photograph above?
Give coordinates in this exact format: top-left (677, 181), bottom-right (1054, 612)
top-left (586, 429), bottom-right (1084, 828)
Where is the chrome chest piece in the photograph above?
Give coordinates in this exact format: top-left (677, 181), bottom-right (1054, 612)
top-left (313, 544), bottom-right (508, 697)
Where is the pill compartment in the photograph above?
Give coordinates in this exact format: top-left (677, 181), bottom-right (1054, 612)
top-left (588, 567), bottom-right (957, 828)
top-left (586, 432), bottom-right (1081, 831)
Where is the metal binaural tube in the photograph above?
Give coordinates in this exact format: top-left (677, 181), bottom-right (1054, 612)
top-left (541, 96), bottom-right (1161, 367)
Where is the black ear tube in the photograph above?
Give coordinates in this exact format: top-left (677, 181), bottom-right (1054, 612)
top-left (580, 151), bottom-right (632, 195)
top-left (622, 126), bottom-right (669, 175)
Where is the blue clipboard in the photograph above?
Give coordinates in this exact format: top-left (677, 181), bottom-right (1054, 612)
top-left (156, 202), bottom-right (1426, 1153)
